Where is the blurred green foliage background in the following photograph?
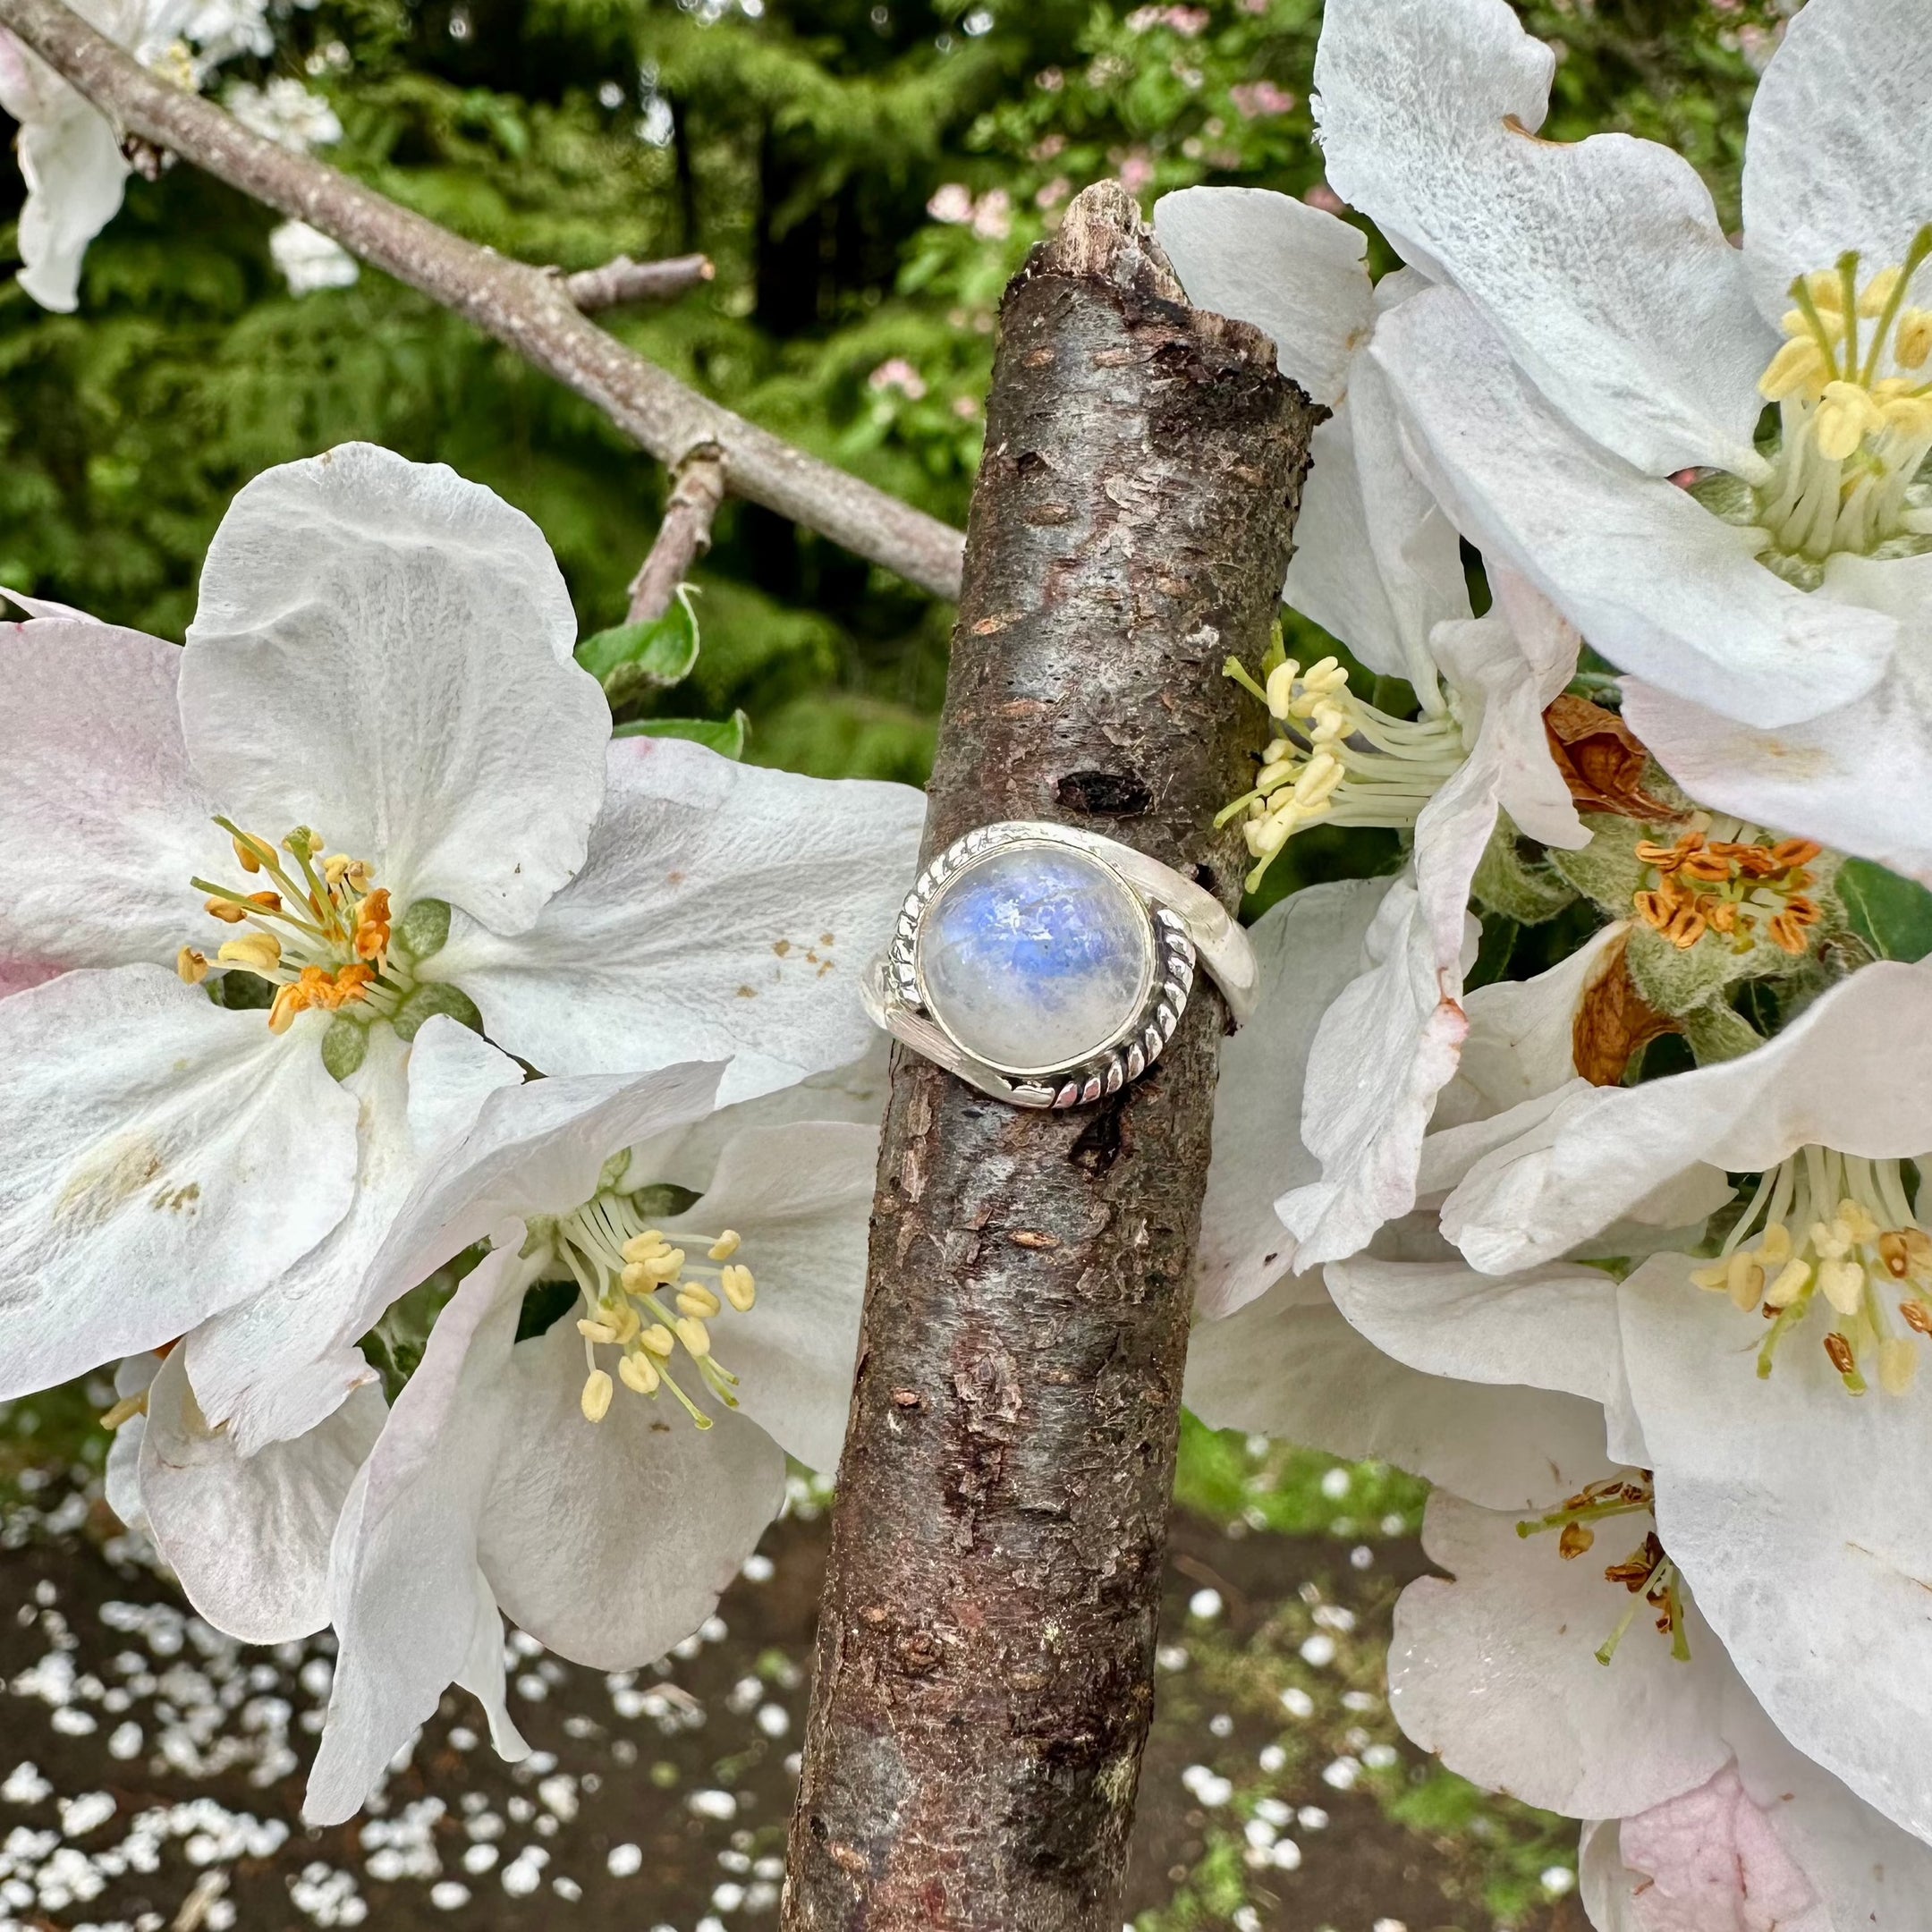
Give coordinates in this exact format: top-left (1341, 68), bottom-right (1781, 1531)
top-left (4, 0), bottom-right (1785, 794)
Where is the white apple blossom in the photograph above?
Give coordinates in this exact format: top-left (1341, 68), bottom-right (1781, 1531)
top-left (268, 220), bottom-right (360, 294)
top-left (0, 0), bottom-right (191, 311)
top-left (1400, 1486), bottom-right (1932, 1928)
top-left (0, 442), bottom-right (923, 1461)
top-left (297, 1055), bottom-right (878, 1824)
top-left (1155, 188), bottom-right (1586, 1284)
top-left (1336, 955), bottom-right (1932, 1845)
top-left (1312, 0), bottom-right (1932, 878)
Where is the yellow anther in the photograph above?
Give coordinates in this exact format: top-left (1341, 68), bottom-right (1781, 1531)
top-left (99, 1391), bottom-right (149, 1430)
top-left (674, 1316), bottom-right (712, 1360)
top-left (231, 835), bottom-right (262, 875)
top-left (1879, 1337), bottom-right (1918, 1397)
top-left (1264, 660), bottom-right (1300, 719)
top-left (1805, 270), bottom-right (1846, 313)
top-left (576, 1317), bottom-right (622, 1345)
top-left (1765, 1258), bottom-right (1812, 1309)
top-left (1896, 309), bottom-right (1932, 369)
top-left (1818, 1258), bottom-right (1866, 1316)
top-left (1859, 265), bottom-right (1903, 316)
top-left (618, 1352), bottom-right (661, 1395)
top-left (708, 1231), bottom-right (742, 1262)
top-left (267, 984), bottom-right (305, 1035)
top-left (1815, 380), bottom-right (1885, 460)
top-left (1810, 1219), bottom-right (1850, 1261)
top-left (676, 1284), bottom-right (722, 1319)
top-left (1690, 1261), bottom-right (1730, 1292)
top-left (1727, 1252), bottom-right (1766, 1312)
top-left (204, 895), bottom-right (250, 925)
top-left (1838, 1199), bottom-right (1880, 1243)
top-left (721, 1265), bottom-right (757, 1313)
top-left (1758, 1222), bottom-right (1792, 1267)
top-left (580, 1368), bottom-right (614, 1422)
top-left (323, 854), bottom-right (352, 887)
top-left (1759, 334), bottom-right (1830, 401)
top-left (640, 1324), bottom-right (675, 1359)
top-left (621, 1232), bottom-right (668, 1264)
top-left (176, 947), bottom-right (209, 986)
top-left (218, 932), bottom-right (284, 974)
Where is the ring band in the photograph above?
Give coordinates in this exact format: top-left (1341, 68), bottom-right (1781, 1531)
top-left (863, 819), bottom-right (1258, 1109)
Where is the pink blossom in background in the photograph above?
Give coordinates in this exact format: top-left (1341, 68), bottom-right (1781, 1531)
top-left (1230, 79), bottom-right (1297, 118)
top-left (1036, 65), bottom-right (1063, 90)
top-left (1117, 153), bottom-right (1156, 196)
top-left (1126, 4), bottom-right (1209, 34)
top-left (867, 358), bottom-right (927, 401)
top-left (1035, 176), bottom-right (1071, 210)
top-left (926, 182), bottom-right (973, 225)
top-left (1302, 180), bottom-right (1346, 213)
top-left (970, 188), bottom-right (1013, 241)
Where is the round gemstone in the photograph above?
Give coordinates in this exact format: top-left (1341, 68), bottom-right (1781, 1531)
top-left (916, 843), bottom-right (1154, 1075)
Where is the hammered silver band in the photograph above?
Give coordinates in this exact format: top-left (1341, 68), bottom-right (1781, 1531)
top-left (862, 819), bottom-right (1258, 1110)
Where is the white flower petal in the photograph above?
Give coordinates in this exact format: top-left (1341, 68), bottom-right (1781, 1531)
top-left (661, 1119), bottom-right (877, 1472)
top-left (479, 1318), bottom-right (786, 1670)
top-left (1278, 875), bottom-right (1471, 1266)
top-left (186, 1022), bottom-right (522, 1454)
top-left (1390, 1491), bottom-right (1729, 1818)
top-left (1741, 0), bottom-right (1932, 329)
top-left (1445, 962), bottom-right (1932, 1272)
top-left (103, 1352), bottom-right (162, 1536)
top-left (1371, 287), bottom-right (1895, 730)
top-left (0, 617), bottom-right (225, 973)
top-left (1620, 1257), bottom-right (1932, 1844)
top-left (351, 1060), bottom-right (727, 1339)
top-left (426, 735), bottom-right (925, 1101)
top-left (12, 80), bottom-right (129, 312)
top-left (139, 1345), bottom-right (384, 1643)
top-left (1312, 0), bottom-right (1772, 475)
top-left (1193, 878), bottom-right (1389, 1317)
top-left (181, 445), bottom-right (608, 935)
top-left (1184, 1283), bottom-right (1610, 1512)
top-left (1623, 553), bottom-right (1932, 886)
top-left (0, 967), bottom-right (360, 1397)
top-left (307, 1232), bottom-right (534, 1826)
top-left (1325, 1252), bottom-right (1623, 1409)
top-left (1152, 186), bottom-right (1374, 407)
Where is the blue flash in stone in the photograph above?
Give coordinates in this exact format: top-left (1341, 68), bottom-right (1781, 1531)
top-left (916, 844), bottom-right (1154, 1075)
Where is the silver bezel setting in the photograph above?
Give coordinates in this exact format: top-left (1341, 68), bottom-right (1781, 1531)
top-left (866, 821), bottom-right (1207, 1110)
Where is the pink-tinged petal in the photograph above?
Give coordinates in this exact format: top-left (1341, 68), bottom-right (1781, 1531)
top-left (1610, 1767), bottom-right (1821, 1932)
top-left (182, 445), bottom-right (609, 936)
top-left (1371, 288), bottom-right (1894, 732)
top-left (425, 735), bottom-right (926, 1103)
top-left (1313, 0), bottom-right (1771, 476)
top-left (0, 617), bottom-right (225, 973)
top-left (139, 1345), bottom-right (384, 1643)
top-left (0, 967), bottom-right (360, 1399)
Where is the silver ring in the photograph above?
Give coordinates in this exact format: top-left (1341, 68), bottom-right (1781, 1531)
top-left (863, 820), bottom-right (1258, 1110)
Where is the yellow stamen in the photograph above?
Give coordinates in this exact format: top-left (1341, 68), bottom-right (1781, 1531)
top-left (618, 1352), bottom-right (661, 1395)
top-left (231, 835), bottom-right (262, 874)
top-left (639, 1324), bottom-right (675, 1359)
top-left (580, 1368), bottom-right (614, 1422)
top-left (176, 947), bottom-right (209, 986)
top-left (720, 1265), bottom-right (757, 1313)
top-left (218, 932), bottom-right (284, 975)
top-left (674, 1316), bottom-right (712, 1360)
top-left (708, 1231), bottom-right (741, 1261)
top-left (675, 1284), bottom-right (722, 1319)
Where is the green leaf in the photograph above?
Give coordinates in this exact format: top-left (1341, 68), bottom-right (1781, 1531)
top-left (576, 592), bottom-right (701, 706)
top-left (612, 710), bottom-right (749, 759)
top-left (207, 968), bottom-right (274, 1010)
top-left (1836, 858), bottom-right (1932, 962)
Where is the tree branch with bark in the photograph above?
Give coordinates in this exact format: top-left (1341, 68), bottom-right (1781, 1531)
top-left (0, 0), bottom-right (965, 599)
top-left (782, 182), bottom-right (1319, 1931)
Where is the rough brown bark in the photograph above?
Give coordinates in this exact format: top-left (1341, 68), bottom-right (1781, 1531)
top-left (782, 182), bottom-right (1318, 1931)
top-left (562, 251), bottom-right (713, 314)
top-left (0, 0), bottom-right (964, 599)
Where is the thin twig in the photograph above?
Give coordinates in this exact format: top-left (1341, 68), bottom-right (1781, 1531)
top-left (0, 0), bottom-right (964, 601)
top-left (628, 443), bottom-right (727, 624)
top-left (562, 251), bottom-right (714, 314)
